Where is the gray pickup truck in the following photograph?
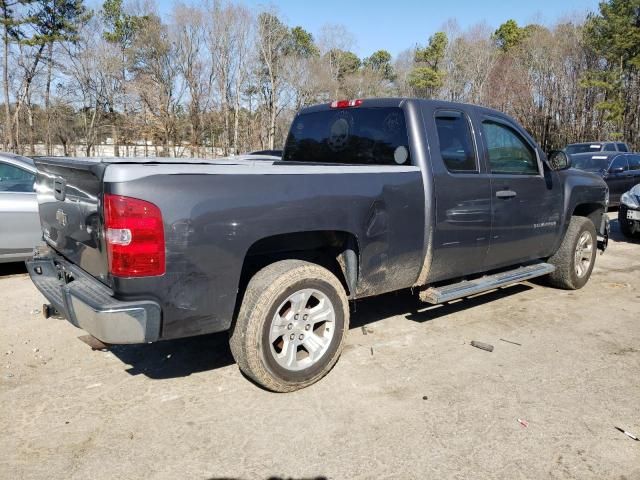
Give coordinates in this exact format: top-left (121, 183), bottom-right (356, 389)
top-left (27, 98), bottom-right (609, 392)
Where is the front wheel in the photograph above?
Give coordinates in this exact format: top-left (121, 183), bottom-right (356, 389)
top-left (229, 260), bottom-right (349, 392)
top-left (546, 216), bottom-right (597, 290)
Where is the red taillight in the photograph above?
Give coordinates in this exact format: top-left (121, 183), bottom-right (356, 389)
top-left (330, 99), bottom-right (363, 108)
top-left (103, 194), bottom-right (165, 277)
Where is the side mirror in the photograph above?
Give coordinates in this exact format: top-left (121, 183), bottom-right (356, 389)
top-left (548, 150), bottom-right (571, 171)
top-left (609, 166), bottom-right (624, 174)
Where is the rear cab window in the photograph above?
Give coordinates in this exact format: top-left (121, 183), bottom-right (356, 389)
top-left (282, 107), bottom-right (411, 165)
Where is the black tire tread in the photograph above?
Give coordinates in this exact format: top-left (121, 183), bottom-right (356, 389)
top-left (546, 216), bottom-right (596, 290)
top-left (229, 259), bottom-right (349, 392)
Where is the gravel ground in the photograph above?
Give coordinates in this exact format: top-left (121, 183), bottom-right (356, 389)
top-left (1, 213), bottom-right (639, 480)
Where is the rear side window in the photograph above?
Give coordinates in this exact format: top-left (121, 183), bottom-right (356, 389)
top-left (603, 143), bottom-right (616, 151)
top-left (283, 107), bottom-right (411, 165)
top-left (629, 155), bottom-right (640, 171)
top-left (609, 156), bottom-right (629, 172)
top-left (616, 143), bottom-right (629, 152)
top-left (435, 110), bottom-right (477, 172)
top-left (0, 162), bottom-right (35, 192)
top-left (482, 121), bottom-right (539, 175)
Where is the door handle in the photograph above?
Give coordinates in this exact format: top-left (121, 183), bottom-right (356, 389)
top-left (496, 190), bottom-right (517, 199)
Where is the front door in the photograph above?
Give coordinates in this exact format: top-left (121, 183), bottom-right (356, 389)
top-left (426, 107), bottom-right (492, 281)
top-left (479, 117), bottom-right (563, 269)
top-left (606, 155), bottom-right (631, 205)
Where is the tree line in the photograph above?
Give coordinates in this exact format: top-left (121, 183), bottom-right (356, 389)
top-left (0, 0), bottom-right (638, 158)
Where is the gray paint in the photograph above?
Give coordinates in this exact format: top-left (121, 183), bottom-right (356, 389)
top-left (31, 98), bottom-right (608, 343)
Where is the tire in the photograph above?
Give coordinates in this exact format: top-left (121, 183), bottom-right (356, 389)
top-left (618, 206), bottom-right (634, 238)
top-left (229, 260), bottom-right (349, 392)
top-left (546, 216), bottom-right (597, 290)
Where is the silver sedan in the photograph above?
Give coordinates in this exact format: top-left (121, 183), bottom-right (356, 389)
top-left (0, 153), bottom-right (41, 263)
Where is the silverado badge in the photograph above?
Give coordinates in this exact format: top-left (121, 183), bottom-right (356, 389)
top-left (56, 208), bottom-right (68, 227)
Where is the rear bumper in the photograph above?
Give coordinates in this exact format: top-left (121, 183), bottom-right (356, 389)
top-left (26, 253), bottom-right (161, 344)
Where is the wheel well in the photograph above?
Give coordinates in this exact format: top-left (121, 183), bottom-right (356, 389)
top-left (572, 203), bottom-right (604, 230)
top-left (237, 231), bottom-right (359, 303)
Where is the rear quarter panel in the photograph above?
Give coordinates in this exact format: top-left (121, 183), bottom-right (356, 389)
top-left (105, 164), bottom-right (425, 339)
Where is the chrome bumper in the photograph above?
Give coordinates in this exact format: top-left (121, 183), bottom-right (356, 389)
top-left (26, 254), bottom-right (161, 344)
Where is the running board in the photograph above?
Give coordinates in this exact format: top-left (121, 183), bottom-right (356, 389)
top-left (419, 262), bottom-right (556, 304)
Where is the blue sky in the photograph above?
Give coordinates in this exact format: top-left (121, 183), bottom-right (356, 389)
top-left (154, 0), bottom-right (601, 57)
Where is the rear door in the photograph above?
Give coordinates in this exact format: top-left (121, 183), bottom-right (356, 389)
top-left (606, 155), bottom-right (630, 204)
top-left (0, 160), bottom-right (40, 259)
top-left (425, 107), bottom-right (492, 280)
top-left (479, 116), bottom-right (562, 269)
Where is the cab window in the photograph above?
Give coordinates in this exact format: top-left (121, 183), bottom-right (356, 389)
top-left (434, 110), bottom-right (477, 173)
top-left (283, 107), bottom-right (411, 165)
top-left (481, 121), bottom-right (539, 175)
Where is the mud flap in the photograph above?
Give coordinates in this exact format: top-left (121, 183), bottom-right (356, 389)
top-left (597, 215), bottom-right (609, 253)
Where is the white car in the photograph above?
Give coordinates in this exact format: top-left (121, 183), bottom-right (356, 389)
top-left (0, 153), bottom-right (41, 263)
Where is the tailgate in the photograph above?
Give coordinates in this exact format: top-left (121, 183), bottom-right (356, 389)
top-left (34, 158), bottom-right (110, 284)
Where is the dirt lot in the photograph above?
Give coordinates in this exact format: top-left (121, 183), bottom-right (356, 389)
top-left (1, 213), bottom-right (639, 480)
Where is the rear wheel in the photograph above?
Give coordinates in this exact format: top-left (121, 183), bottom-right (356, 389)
top-left (229, 260), bottom-right (349, 392)
top-left (546, 216), bottom-right (597, 290)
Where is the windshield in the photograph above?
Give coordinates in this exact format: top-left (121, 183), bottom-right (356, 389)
top-left (566, 143), bottom-right (603, 154)
top-left (282, 107), bottom-right (411, 165)
top-left (571, 156), bottom-right (610, 171)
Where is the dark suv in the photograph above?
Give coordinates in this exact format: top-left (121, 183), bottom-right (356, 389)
top-left (570, 152), bottom-right (640, 205)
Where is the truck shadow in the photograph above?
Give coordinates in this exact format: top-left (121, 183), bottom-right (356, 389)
top-left (349, 283), bottom-right (531, 327)
top-left (0, 262), bottom-right (28, 277)
top-left (110, 284), bottom-right (531, 380)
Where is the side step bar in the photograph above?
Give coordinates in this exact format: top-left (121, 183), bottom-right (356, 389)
top-left (419, 262), bottom-right (555, 304)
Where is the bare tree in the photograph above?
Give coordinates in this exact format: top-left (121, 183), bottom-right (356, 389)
top-left (132, 14), bottom-right (183, 156)
top-left (174, 2), bottom-right (209, 156)
top-left (255, 10), bottom-right (289, 150)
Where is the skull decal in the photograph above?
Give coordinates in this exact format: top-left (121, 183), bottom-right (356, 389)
top-left (327, 117), bottom-right (350, 152)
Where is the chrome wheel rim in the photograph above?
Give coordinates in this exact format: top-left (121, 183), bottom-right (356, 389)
top-left (269, 288), bottom-right (336, 372)
top-left (574, 231), bottom-right (593, 278)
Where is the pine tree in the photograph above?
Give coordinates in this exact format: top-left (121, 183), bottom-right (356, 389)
top-left (409, 31), bottom-right (447, 98)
